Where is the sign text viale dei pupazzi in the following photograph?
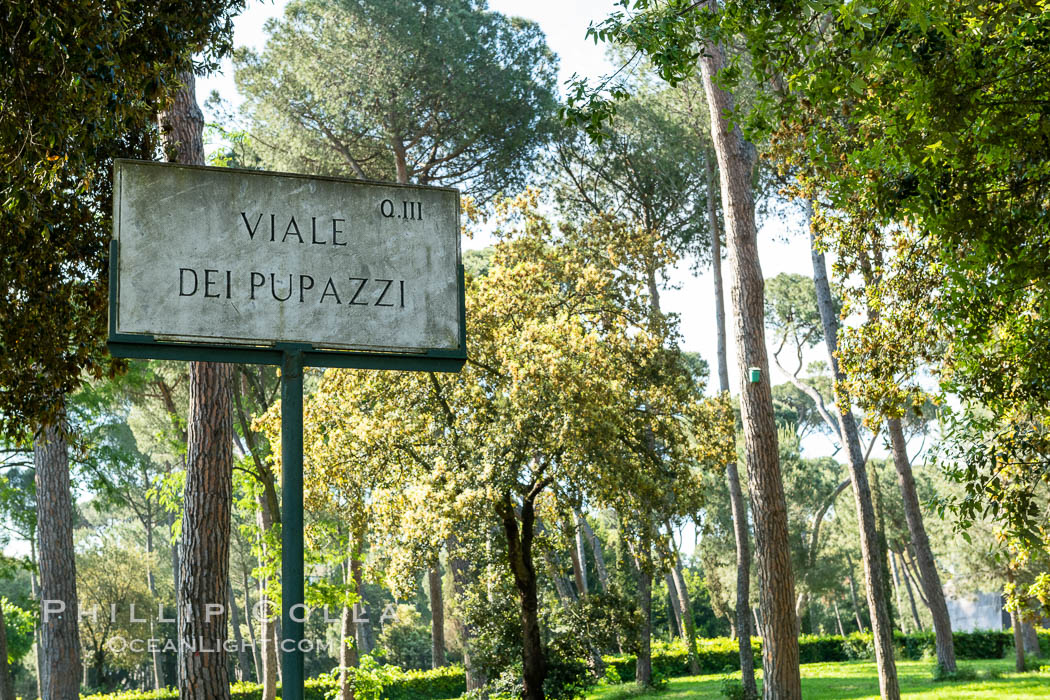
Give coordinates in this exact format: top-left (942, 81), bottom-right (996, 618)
top-left (113, 160), bottom-right (462, 353)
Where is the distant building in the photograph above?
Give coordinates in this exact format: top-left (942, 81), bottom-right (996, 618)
top-left (945, 591), bottom-right (1008, 632)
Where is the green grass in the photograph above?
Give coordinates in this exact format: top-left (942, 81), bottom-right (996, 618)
top-left (587, 658), bottom-right (1050, 699)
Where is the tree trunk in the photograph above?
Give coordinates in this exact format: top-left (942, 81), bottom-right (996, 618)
top-left (889, 551), bottom-right (907, 633)
top-left (699, 20), bottom-right (799, 699)
top-left (1012, 610), bottom-right (1027, 672)
top-left (570, 532), bottom-right (587, 598)
top-left (1023, 621), bottom-right (1041, 657)
top-left (808, 209), bottom-right (899, 699)
top-left (846, 555), bottom-right (866, 632)
top-left (449, 545), bottom-right (486, 691)
top-left (339, 537), bottom-right (360, 700)
top-left (242, 567), bottom-right (262, 683)
top-left (229, 581), bottom-right (252, 681)
top-left (661, 525), bottom-right (701, 675)
top-left (145, 524), bottom-right (166, 690)
top-left (159, 71), bottom-right (233, 700)
top-left (35, 416), bottom-right (82, 700)
top-left (887, 418), bottom-right (955, 671)
top-left (634, 548), bottom-right (653, 688)
top-left (501, 490), bottom-right (547, 700)
top-left (896, 550), bottom-right (924, 633)
top-left (575, 513), bottom-right (590, 596)
top-left (707, 156), bottom-right (758, 697)
top-left (579, 516), bottom-right (609, 594)
top-left (428, 564), bottom-right (446, 668)
top-left (666, 572), bottom-right (684, 639)
top-left (833, 601), bottom-right (846, 637)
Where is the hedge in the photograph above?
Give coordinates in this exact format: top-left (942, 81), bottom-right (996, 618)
top-left (81, 629), bottom-right (1048, 699)
top-left (81, 664), bottom-right (466, 700)
top-left (601, 628), bottom-right (1048, 682)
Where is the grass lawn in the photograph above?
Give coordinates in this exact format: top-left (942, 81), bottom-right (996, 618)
top-left (587, 658), bottom-right (1050, 699)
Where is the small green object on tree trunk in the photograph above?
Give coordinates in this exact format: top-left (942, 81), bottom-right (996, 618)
top-left (749, 367), bottom-right (761, 383)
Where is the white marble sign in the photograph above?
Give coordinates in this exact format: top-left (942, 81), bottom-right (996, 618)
top-left (113, 160), bottom-right (461, 353)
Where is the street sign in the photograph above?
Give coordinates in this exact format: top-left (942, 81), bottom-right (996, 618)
top-left (109, 159), bottom-right (465, 370)
top-left (108, 160), bottom-right (466, 700)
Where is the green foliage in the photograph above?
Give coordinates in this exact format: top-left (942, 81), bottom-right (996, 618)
top-left (234, 0), bottom-right (558, 200)
top-left (80, 661), bottom-right (467, 700)
top-left (374, 604), bottom-right (432, 671)
top-left (0, 0), bottom-right (246, 435)
top-left (0, 597), bottom-right (35, 665)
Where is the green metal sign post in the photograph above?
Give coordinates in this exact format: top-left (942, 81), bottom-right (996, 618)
top-left (280, 347), bottom-right (306, 698)
top-left (108, 160), bottom-right (465, 700)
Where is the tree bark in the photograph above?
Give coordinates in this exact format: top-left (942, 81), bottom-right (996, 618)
top-left (159, 70), bottom-right (234, 700)
top-left (698, 18), bottom-right (799, 698)
top-left (35, 416), bottom-right (82, 700)
top-left (429, 564), bottom-right (446, 668)
top-left (1012, 610), bottom-right (1027, 672)
top-left (707, 155), bottom-right (759, 698)
top-left (808, 208), bottom-right (900, 699)
top-left (887, 418), bottom-right (955, 671)
top-left (501, 489), bottom-right (547, 700)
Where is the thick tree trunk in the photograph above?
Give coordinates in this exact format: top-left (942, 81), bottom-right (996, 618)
top-left (699, 19), bottom-right (799, 699)
top-left (501, 490), bottom-right (547, 700)
top-left (35, 417), bottom-right (82, 700)
top-left (177, 359), bottom-right (234, 698)
top-left (0, 601), bottom-right (15, 700)
top-left (809, 211), bottom-right (900, 699)
top-left (229, 581), bottom-right (252, 681)
top-left (887, 418), bottom-right (955, 670)
top-left (579, 516), bottom-right (609, 594)
top-left (160, 71), bottom-right (234, 700)
top-left (708, 156), bottom-right (758, 697)
top-left (429, 564), bottom-right (446, 668)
